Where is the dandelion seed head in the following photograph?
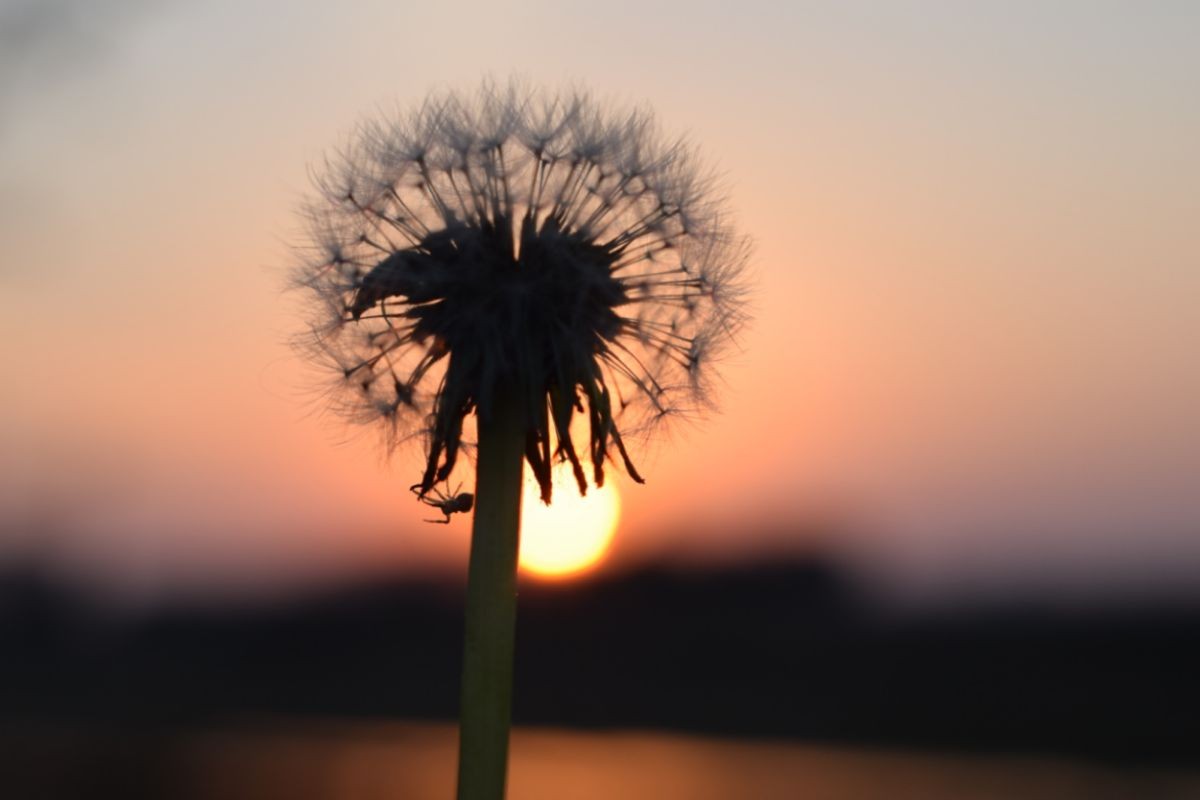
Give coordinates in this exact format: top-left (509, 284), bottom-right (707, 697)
top-left (291, 81), bottom-right (751, 504)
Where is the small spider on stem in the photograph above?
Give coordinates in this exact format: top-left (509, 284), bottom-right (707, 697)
top-left (411, 482), bottom-right (475, 524)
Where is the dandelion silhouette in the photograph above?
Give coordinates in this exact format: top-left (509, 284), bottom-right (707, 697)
top-left (291, 81), bottom-right (749, 799)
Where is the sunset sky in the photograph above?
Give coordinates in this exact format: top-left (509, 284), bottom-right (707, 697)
top-left (1, 0), bottom-right (1197, 607)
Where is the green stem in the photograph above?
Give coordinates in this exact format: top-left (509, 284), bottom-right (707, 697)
top-left (457, 389), bottom-right (525, 800)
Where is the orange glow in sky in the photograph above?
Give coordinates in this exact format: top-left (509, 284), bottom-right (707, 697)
top-left (1, 2), bottom-right (1198, 604)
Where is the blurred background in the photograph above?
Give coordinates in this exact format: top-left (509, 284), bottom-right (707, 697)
top-left (2, 1), bottom-right (1198, 797)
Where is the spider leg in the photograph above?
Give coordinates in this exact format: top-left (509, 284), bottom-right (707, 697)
top-left (424, 516), bottom-right (451, 524)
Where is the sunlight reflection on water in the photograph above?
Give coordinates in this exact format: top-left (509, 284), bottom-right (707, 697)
top-left (174, 721), bottom-right (1200, 800)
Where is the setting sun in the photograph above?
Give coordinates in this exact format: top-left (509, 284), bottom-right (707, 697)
top-left (519, 463), bottom-right (621, 579)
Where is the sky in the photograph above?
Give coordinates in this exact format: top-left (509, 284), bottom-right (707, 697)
top-left (1, 0), bottom-right (1197, 607)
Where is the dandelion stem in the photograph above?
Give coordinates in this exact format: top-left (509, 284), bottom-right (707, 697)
top-left (457, 386), bottom-right (525, 800)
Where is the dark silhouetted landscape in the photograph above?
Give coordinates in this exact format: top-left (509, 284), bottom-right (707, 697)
top-left (5, 550), bottom-right (1199, 781)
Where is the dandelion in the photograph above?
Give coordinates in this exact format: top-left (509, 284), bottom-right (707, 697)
top-left (290, 81), bottom-right (749, 799)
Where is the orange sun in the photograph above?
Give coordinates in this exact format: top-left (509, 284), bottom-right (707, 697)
top-left (519, 462), bottom-right (621, 579)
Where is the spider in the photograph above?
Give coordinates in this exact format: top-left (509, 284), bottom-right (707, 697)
top-left (410, 482), bottom-right (475, 524)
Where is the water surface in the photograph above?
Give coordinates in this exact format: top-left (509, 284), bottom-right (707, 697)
top-left (58, 720), bottom-right (1200, 799)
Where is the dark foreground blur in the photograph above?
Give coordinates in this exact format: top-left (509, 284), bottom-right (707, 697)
top-left (4, 557), bottom-right (1200, 797)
